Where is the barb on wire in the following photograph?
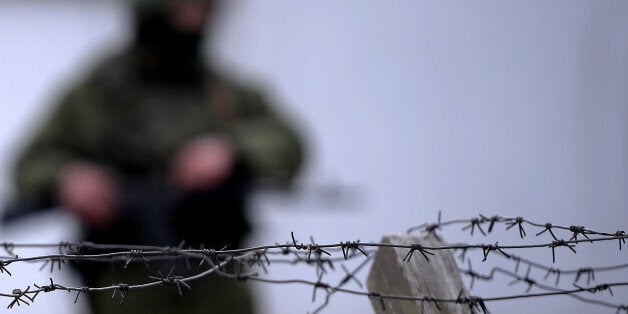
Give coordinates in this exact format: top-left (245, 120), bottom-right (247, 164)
top-left (505, 217), bottom-right (527, 239)
top-left (248, 249), bottom-right (270, 274)
top-left (402, 243), bottom-right (434, 262)
top-left (405, 214), bottom-right (625, 246)
top-left (339, 264), bottom-right (363, 288)
top-left (456, 290), bottom-right (488, 313)
top-left (7, 287), bottom-right (33, 309)
top-left (311, 272), bottom-right (330, 303)
top-left (0, 261), bottom-right (12, 276)
top-left (2, 243), bottom-right (17, 259)
top-left (544, 268), bottom-right (561, 286)
top-left (0, 213), bottom-right (622, 313)
top-left (421, 297), bottom-right (442, 311)
top-left (512, 255), bottom-right (521, 273)
top-left (549, 239), bottom-right (577, 263)
top-left (198, 246), bottom-right (227, 268)
top-left (148, 267), bottom-right (191, 296)
top-left (508, 265), bottom-right (536, 293)
top-left (73, 287), bottom-right (91, 304)
top-left (481, 250), bottom-right (628, 288)
top-left (459, 264), bottom-right (628, 311)
top-left (125, 250), bottom-right (149, 268)
top-left (479, 215), bottom-right (502, 234)
top-left (573, 283), bottom-right (614, 297)
top-left (424, 223), bottom-right (441, 239)
top-left (340, 241), bottom-right (368, 260)
top-left (569, 226), bottom-right (592, 243)
top-left (536, 223), bottom-right (559, 240)
top-left (39, 257), bottom-right (65, 273)
top-left (368, 292), bottom-right (386, 312)
top-left (463, 218), bottom-right (487, 236)
top-left (311, 257), bottom-right (371, 314)
top-left (464, 260), bottom-right (481, 290)
top-left (481, 242), bottom-right (510, 262)
top-left (110, 284), bottom-right (129, 305)
top-left (425, 210), bottom-right (444, 239)
top-left (457, 247), bottom-right (470, 263)
top-left (290, 232), bottom-right (331, 261)
top-left (32, 278), bottom-right (70, 300)
top-left (616, 231), bottom-right (626, 251)
top-left (575, 268), bottom-right (595, 285)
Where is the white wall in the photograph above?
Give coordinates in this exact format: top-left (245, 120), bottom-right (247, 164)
top-left (0, 1), bottom-right (627, 313)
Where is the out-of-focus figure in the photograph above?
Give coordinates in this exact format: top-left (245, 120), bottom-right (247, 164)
top-left (4, 0), bottom-right (304, 313)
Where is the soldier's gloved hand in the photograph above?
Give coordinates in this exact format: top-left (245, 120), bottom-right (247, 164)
top-left (170, 135), bottom-right (235, 191)
top-left (56, 161), bottom-right (120, 228)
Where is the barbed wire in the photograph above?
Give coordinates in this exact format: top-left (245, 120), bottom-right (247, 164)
top-left (0, 213), bottom-right (625, 312)
top-left (407, 212), bottom-right (626, 244)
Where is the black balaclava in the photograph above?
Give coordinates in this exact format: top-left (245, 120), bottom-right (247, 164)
top-left (133, 6), bottom-right (206, 85)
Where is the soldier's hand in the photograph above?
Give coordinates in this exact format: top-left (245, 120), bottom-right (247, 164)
top-left (171, 135), bottom-right (235, 190)
top-left (57, 161), bottom-right (119, 228)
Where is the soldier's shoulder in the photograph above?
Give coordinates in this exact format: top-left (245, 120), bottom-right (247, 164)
top-left (83, 52), bottom-right (133, 91)
top-left (52, 52), bottom-right (136, 114)
top-left (207, 67), bottom-right (270, 101)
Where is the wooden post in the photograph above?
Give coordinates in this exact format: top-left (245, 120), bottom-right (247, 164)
top-left (366, 233), bottom-right (469, 313)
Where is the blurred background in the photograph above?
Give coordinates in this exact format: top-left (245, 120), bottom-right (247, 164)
top-left (1, 0), bottom-right (627, 313)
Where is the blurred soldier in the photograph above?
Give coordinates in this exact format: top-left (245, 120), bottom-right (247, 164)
top-left (6, 0), bottom-right (304, 313)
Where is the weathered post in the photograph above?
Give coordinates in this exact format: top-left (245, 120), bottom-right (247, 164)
top-left (366, 233), bottom-right (469, 313)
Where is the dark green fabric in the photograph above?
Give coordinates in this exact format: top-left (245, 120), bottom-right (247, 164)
top-left (14, 51), bottom-right (304, 209)
top-left (12, 50), bottom-right (303, 313)
top-left (88, 263), bottom-right (254, 314)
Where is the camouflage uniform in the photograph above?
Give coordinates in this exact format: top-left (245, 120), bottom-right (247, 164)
top-left (11, 49), bottom-right (304, 313)
top-left (15, 51), bottom-right (303, 212)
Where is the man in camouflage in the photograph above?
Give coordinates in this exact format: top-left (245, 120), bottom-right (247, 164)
top-left (8, 1), bottom-right (304, 313)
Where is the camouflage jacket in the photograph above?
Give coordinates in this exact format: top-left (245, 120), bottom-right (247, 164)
top-left (13, 51), bottom-right (304, 210)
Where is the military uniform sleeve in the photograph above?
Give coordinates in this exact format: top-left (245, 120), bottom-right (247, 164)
top-left (227, 89), bottom-right (305, 185)
top-left (13, 89), bottom-right (87, 208)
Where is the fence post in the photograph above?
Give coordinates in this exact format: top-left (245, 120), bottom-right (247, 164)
top-left (366, 233), bottom-right (469, 313)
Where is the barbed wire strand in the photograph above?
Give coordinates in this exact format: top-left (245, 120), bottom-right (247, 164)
top-left (0, 214), bottom-right (625, 313)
